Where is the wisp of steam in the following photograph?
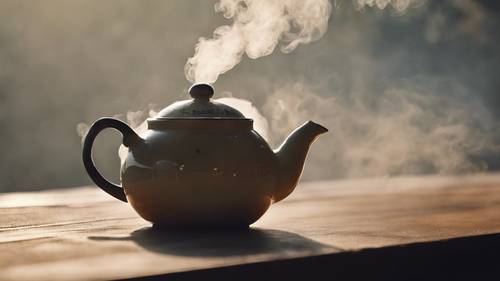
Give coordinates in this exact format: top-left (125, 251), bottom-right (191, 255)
top-left (355, 0), bottom-right (416, 11)
top-left (184, 0), bottom-right (332, 84)
top-left (184, 0), bottom-right (419, 84)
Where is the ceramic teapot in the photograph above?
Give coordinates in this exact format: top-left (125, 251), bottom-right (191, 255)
top-left (83, 84), bottom-right (327, 228)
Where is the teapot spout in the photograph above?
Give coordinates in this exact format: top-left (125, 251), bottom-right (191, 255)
top-left (273, 121), bottom-right (328, 203)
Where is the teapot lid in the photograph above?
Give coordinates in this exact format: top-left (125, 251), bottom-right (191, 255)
top-left (154, 84), bottom-right (246, 119)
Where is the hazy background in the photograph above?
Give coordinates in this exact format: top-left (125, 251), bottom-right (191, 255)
top-left (0, 0), bottom-right (499, 193)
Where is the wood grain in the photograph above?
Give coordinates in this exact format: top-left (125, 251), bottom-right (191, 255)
top-left (1, 174), bottom-right (500, 280)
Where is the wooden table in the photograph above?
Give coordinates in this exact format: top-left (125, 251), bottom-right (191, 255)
top-left (2, 174), bottom-right (500, 280)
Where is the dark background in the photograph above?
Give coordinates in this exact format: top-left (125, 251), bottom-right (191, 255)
top-left (0, 0), bottom-right (499, 193)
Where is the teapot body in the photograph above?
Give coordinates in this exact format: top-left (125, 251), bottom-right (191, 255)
top-left (121, 120), bottom-right (278, 227)
top-left (82, 84), bottom-right (328, 228)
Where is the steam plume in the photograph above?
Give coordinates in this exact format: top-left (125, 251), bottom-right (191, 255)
top-left (263, 82), bottom-right (498, 179)
top-left (184, 0), bottom-right (422, 84)
top-left (355, 0), bottom-right (418, 12)
top-left (185, 0), bottom-right (332, 83)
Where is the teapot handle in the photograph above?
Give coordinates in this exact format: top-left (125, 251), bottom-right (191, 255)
top-left (82, 117), bottom-right (142, 202)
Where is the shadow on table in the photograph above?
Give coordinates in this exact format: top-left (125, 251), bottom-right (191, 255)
top-left (89, 227), bottom-right (337, 257)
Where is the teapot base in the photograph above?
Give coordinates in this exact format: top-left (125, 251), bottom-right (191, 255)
top-left (151, 223), bottom-right (250, 230)
top-left (125, 180), bottom-right (273, 228)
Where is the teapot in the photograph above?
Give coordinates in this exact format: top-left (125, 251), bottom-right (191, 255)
top-left (82, 84), bottom-right (327, 228)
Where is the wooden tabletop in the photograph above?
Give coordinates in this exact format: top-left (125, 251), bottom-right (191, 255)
top-left (1, 174), bottom-right (500, 281)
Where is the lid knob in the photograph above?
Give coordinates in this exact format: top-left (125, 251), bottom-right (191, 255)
top-left (189, 83), bottom-right (214, 101)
